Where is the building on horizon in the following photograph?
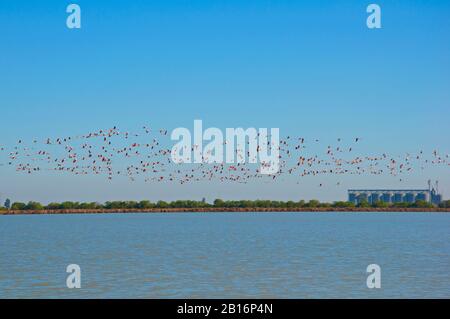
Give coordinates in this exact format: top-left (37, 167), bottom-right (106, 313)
top-left (348, 181), bottom-right (442, 205)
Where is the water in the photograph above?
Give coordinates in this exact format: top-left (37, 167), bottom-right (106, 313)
top-left (0, 212), bottom-right (449, 298)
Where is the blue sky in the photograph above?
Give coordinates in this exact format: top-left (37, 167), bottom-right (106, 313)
top-left (0, 0), bottom-right (449, 203)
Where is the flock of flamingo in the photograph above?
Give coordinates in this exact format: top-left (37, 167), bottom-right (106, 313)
top-left (0, 125), bottom-right (448, 186)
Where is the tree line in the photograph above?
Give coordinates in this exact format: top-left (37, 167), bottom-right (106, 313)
top-left (1, 198), bottom-right (448, 211)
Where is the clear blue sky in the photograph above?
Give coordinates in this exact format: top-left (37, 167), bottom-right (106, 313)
top-left (0, 0), bottom-right (449, 203)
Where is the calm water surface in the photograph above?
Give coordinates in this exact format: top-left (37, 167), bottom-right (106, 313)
top-left (0, 212), bottom-right (449, 298)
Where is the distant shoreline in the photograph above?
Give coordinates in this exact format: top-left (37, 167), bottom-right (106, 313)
top-left (1, 207), bottom-right (449, 215)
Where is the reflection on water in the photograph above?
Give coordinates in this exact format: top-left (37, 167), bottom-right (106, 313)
top-left (0, 212), bottom-right (449, 298)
